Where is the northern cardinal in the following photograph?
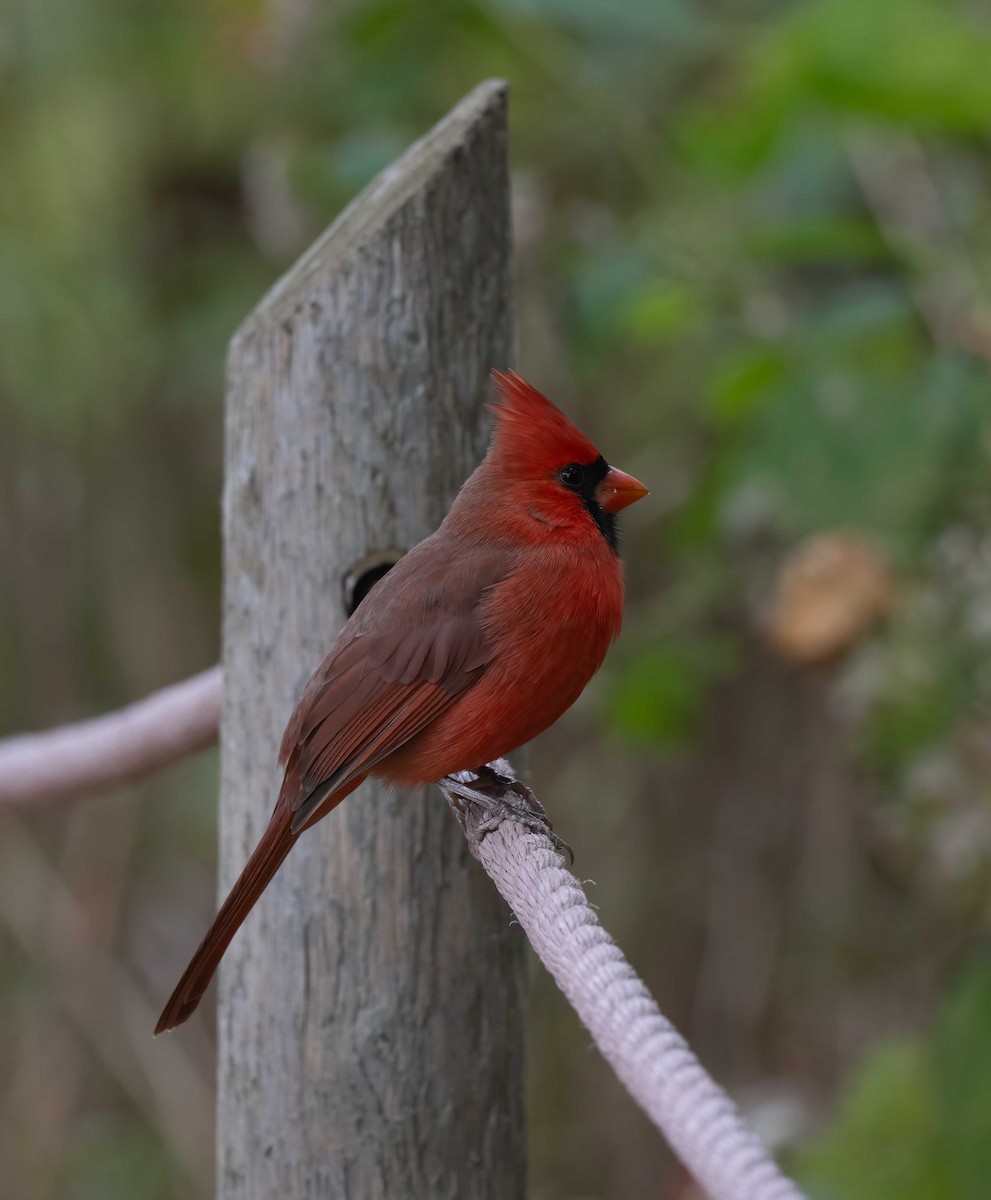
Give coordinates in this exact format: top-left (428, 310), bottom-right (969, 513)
top-left (155, 371), bottom-right (647, 1033)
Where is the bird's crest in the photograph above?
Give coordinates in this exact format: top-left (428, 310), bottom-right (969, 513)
top-left (489, 370), bottom-right (601, 470)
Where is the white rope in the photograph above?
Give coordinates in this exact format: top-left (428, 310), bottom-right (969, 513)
top-left (0, 667), bottom-right (221, 807)
top-left (441, 762), bottom-right (807, 1200)
top-left (0, 672), bottom-right (808, 1197)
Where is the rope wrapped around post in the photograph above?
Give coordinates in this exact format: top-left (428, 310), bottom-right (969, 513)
top-left (440, 760), bottom-right (807, 1200)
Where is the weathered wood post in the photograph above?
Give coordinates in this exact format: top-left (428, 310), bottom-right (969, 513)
top-left (217, 81), bottom-right (525, 1198)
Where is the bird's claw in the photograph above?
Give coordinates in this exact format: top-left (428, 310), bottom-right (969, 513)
top-left (440, 764), bottom-right (574, 864)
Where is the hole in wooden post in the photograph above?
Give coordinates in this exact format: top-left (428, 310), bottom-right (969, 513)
top-left (344, 548), bottom-right (406, 617)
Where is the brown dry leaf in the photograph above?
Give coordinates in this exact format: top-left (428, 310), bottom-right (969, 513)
top-left (767, 533), bottom-right (893, 665)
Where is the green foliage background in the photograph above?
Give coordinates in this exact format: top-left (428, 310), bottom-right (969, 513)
top-left (1, 1), bottom-right (990, 1196)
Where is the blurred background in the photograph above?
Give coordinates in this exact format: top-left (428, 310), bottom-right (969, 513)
top-left (2, 0), bottom-right (991, 1196)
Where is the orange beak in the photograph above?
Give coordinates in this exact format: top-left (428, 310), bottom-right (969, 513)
top-left (597, 466), bottom-right (649, 513)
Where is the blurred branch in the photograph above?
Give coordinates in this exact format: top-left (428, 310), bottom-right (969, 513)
top-left (441, 761), bottom-right (807, 1200)
top-left (0, 667), bottom-right (221, 808)
top-left (0, 817), bottom-right (214, 1187)
top-left (848, 129), bottom-right (991, 361)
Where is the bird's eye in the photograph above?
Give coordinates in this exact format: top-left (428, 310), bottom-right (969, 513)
top-left (558, 464), bottom-right (584, 489)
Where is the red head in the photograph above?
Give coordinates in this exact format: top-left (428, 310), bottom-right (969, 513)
top-left (481, 370), bottom-right (647, 551)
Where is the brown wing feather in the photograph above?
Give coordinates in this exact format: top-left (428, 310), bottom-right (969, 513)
top-left (287, 618), bottom-right (490, 833)
top-left (156, 537), bottom-right (511, 1032)
top-left (278, 536), bottom-right (509, 831)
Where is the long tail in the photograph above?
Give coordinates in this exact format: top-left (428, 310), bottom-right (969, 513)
top-left (155, 804), bottom-right (297, 1034)
top-left (154, 777), bottom-right (362, 1034)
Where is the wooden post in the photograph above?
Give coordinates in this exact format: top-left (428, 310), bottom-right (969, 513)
top-left (217, 81), bottom-right (525, 1199)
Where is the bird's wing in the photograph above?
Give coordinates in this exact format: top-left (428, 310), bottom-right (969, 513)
top-left (279, 541), bottom-right (510, 834)
top-left (155, 541), bottom-right (511, 1032)
top-left (285, 616), bottom-right (491, 832)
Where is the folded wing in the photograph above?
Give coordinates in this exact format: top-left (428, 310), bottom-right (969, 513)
top-left (285, 615), bottom-right (492, 832)
top-left (155, 543), bottom-right (509, 1033)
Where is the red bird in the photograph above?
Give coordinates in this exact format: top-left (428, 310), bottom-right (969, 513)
top-left (155, 371), bottom-right (647, 1033)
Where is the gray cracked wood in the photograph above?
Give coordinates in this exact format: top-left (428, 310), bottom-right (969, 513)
top-left (217, 80), bottom-right (525, 1200)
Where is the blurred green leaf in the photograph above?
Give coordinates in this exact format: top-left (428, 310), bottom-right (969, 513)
top-left (708, 347), bottom-right (786, 426)
top-left (720, 345), bottom-right (987, 553)
top-left (767, 0), bottom-right (991, 132)
top-left (484, 0), bottom-right (700, 41)
top-left (796, 961), bottom-right (991, 1200)
top-left (608, 634), bottom-right (738, 746)
top-left (934, 958), bottom-right (991, 1197)
top-left (624, 279), bottom-right (704, 341)
top-left (796, 1040), bottom-right (952, 1200)
top-left (745, 217), bottom-right (890, 266)
top-left (566, 244), bottom-right (652, 360)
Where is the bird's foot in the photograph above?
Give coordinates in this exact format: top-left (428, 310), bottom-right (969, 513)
top-left (440, 762), bottom-right (574, 864)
